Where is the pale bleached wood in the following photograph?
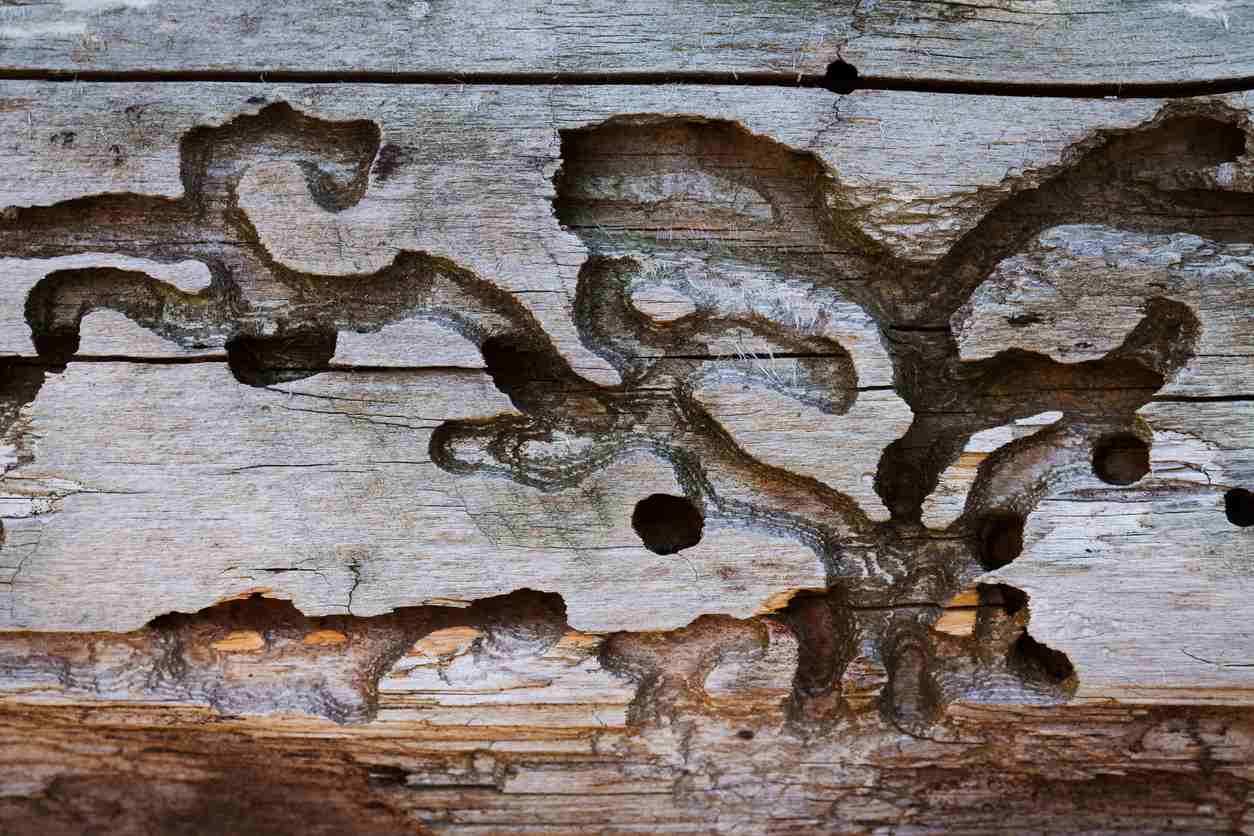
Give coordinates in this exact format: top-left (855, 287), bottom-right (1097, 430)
top-left (0, 83), bottom-right (1161, 630)
top-left (698, 385), bottom-right (911, 522)
top-left (0, 82), bottom-right (1174, 283)
top-left (954, 224), bottom-right (1254, 397)
top-left (0, 0), bottom-right (1250, 85)
top-left (0, 255), bottom-right (214, 357)
top-left (331, 319), bottom-right (484, 368)
top-left (988, 403), bottom-right (1254, 702)
top-left (1, 362), bottom-right (831, 632)
top-left (1, 84), bottom-right (1252, 695)
top-left (939, 225), bottom-right (1254, 702)
top-left (9, 84), bottom-right (959, 634)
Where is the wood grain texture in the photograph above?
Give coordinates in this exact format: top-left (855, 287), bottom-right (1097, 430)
top-left (954, 225), bottom-right (1254, 397)
top-left (0, 84), bottom-right (1251, 701)
top-left (3, 698), bottom-right (1254, 833)
top-left (947, 226), bottom-right (1254, 700)
top-left (0, 0), bottom-right (1252, 86)
top-left (0, 82), bottom-right (1101, 629)
top-left (0, 575), bottom-right (1247, 830)
top-left (1, 72), bottom-right (1254, 833)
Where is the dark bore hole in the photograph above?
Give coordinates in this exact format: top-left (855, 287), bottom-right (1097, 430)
top-left (978, 583), bottom-right (1028, 616)
top-left (481, 334), bottom-right (545, 395)
top-left (1092, 433), bottom-right (1151, 486)
top-left (227, 330), bottom-right (337, 387)
top-left (824, 60), bottom-right (860, 94)
top-left (479, 333), bottom-right (578, 412)
top-left (31, 331), bottom-right (81, 365)
top-left (1010, 633), bottom-right (1076, 685)
top-left (736, 729), bottom-right (755, 741)
top-left (632, 493), bottom-right (704, 555)
top-left (1225, 488), bottom-right (1254, 528)
top-left (977, 512), bottom-right (1025, 571)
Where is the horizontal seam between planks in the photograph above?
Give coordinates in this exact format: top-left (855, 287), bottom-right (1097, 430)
top-left (3, 69), bottom-right (1254, 98)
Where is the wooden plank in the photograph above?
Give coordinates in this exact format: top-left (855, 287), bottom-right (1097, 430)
top-left (7, 3), bottom-right (1254, 819)
top-left (0, 362), bottom-right (832, 631)
top-left (0, 1), bottom-right (1251, 86)
top-left (2, 82), bottom-right (1254, 723)
top-left (1, 82), bottom-right (1162, 633)
top-left (970, 398), bottom-right (1254, 702)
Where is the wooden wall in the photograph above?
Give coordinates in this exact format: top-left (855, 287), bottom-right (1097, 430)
top-left (2, 3), bottom-right (1254, 832)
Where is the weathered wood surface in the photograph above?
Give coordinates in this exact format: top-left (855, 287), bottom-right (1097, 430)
top-left (0, 1), bottom-right (1251, 85)
top-left (2, 587), bottom-right (1250, 833)
top-left (1, 59), bottom-right (1254, 836)
top-left (6, 699), bottom-right (1254, 834)
top-left (1, 83), bottom-right (1252, 704)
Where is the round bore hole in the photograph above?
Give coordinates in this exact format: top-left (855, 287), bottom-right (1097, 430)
top-left (30, 331), bottom-right (80, 365)
top-left (736, 729), bottom-right (755, 741)
top-left (479, 333), bottom-right (567, 410)
top-left (977, 512), bottom-right (1025, 571)
top-left (1092, 433), bottom-right (1150, 486)
top-left (226, 329), bottom-right (337, 387)
top-left (1225, 488), bottom-right (1254, 527)
top-left (480, 334), bottom-right (535, 393)
top-left (632, 493), bottom-right (704, 555)
top-left (824, 60), bottom-right (860, 94)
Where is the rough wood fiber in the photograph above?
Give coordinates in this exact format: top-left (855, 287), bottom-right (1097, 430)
top-left (943, 225), bottom-right (1254, 700)
top-left (0, 83), bottom-right (1154, 630)
top-left (1, 74), bottom-right (1254, 833)
top-left (955, 225), bottom-right (1254, 397)
top-left (3, 694), bottom-right (1254, 833)
top-left (0, 0), bottom-right (1251, 85)
top-left (0, 81), bottom-right (1252, 688)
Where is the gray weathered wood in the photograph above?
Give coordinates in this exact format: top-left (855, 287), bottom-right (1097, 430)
top-left (954, 225), bottom-right (1254, 397)
top-left (938, 224), bottom-right (1254, 701)
top-left (1, 83), bottom-right (1252, 708)
top-left (2, 69), bottom-right (1254, 834)
top-left (0, 1), bottom-right (1252, 85)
